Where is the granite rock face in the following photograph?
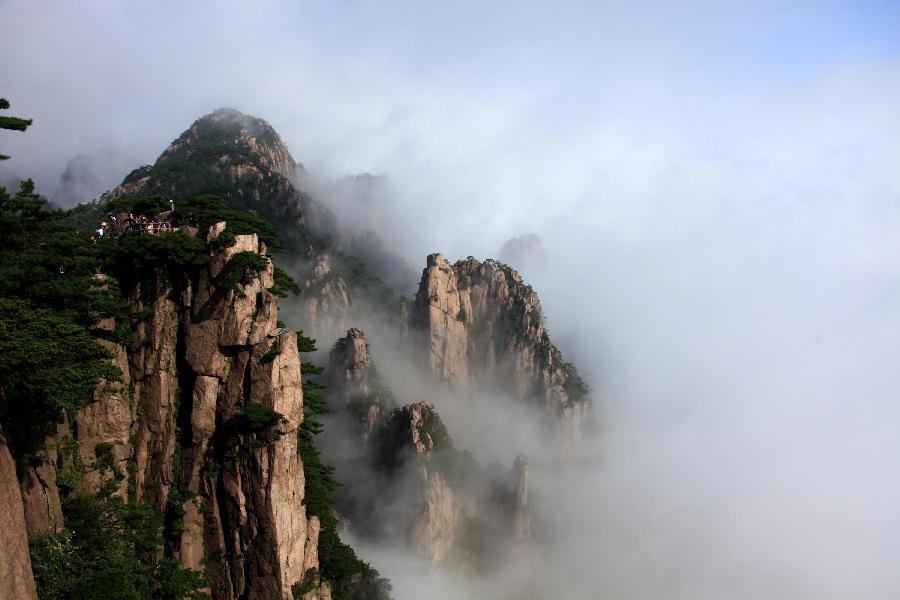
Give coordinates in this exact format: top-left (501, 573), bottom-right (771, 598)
top-left (327, 329), bottom-right (536, 570)
top-left (14, 224), bottom-right (326, 600)
top-left (0, 431), bottom-right (37, 600)
top-left (398, 402), bottom-right (467, 567)
top-left (300, 256), bottom-right (353, 343)
top-left (327, 328), bottom-right (393, 446)
top-left (413, 253), bottom-right (590, 438)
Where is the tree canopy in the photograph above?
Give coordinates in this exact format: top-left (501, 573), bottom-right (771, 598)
top-left (0, 98), bottom-right (32, 160)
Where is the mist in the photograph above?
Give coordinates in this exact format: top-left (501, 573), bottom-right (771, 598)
top-left (3, 0), bottom-right (900, 598)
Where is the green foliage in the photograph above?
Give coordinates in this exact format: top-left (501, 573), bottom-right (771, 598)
top-left (236, 403), bottom-right (286, 433)
top-left (0, 181), bottom-right (129, 329)
top-left (162, 488), bottom-right (195, 548)
top-left (261, 339), bottom-right (281, 363)
top-left (0, 97), bottom-right (32, 160)
top-left (91, 442), bottom-right (123, 482)
top-left (296, 336), bottom-right (392, 600)
top-left (301, 361), bottom-right (324, 376)
top-left (0, 298), bottom-right (120, 447)
top-left (346, 365), bottom-right (395, 424)
top-left (327, 250), bottom-right (400, 315)
top-left (62, 200), bottom-right (106, 233)
top-left (218, 251), bottom-right (269, 290)
top-left (431, 448), bottom-right (476, 489)
top-left (562, 362), bottom-right (590, 403)
top-left (291, 569), bottom-right (319, 598)
top-left (418, 408), bottom-right (452, 451)
top-left (270, 265), bottom-right (301, 298)
top-left (174, 195), bottom-right (281, 251)
top-left (99, 230), bottom-right (208, 275)
top-left (296, 330), bottom-right (318, 353)
top-left (30, 492), bottom-right (209, 600)
top-left (106, 195), bottom-right (172, 217)
top-left (457, 306), bottom-right (467, 322)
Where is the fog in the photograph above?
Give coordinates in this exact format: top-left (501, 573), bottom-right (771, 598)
top-left (2, 1), bottom-right (900, 598)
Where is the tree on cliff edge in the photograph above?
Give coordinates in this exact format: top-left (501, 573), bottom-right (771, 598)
top-left (0, 98), bottom-right (32, 160)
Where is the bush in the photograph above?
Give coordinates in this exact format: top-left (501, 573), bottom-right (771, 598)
top-left (100, 230), bottom-right (208, 274)
top-left (30, 492), bottom-right (209, 600)
top-left (218, 251), bottom-right (268, 290)
top-left (106, 195), bottom-right (172, 217)
top-left (296, 334), bottom-right (392, 600)
top-left (270, 265), bottom-right (300, 298)
top-left (0, 298), bottom-right (120, 436)
top-left (261, 339), bottom-right (281, 363)
top-left (236, 403), bottom-right (286, 433)
top-left (175, 195), bottom-right (281, 251)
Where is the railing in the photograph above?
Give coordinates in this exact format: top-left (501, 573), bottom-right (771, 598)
top-left (139, 221), bottom-right (174, 235)
top-left (98, 219), bottom-right (178, 238)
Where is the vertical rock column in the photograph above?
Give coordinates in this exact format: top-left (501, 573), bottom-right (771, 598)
top-left (0, 431), bottom-right (37, 600)
top-left (414, 254), bottom-right (469, 384)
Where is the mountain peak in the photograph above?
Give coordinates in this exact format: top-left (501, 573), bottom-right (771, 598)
top-left (167, 108), bottom-right (298, 177)
top-left (109, 107), bottom-right (304, 212)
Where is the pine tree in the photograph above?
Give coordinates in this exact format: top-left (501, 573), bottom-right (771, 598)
top-left (0, 98), bottom-right (32, 160)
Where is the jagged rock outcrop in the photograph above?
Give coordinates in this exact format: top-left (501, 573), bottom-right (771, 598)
top-left (147, 225), bottom-right (315, 599)
top-left (327, 331), bottom-right (462, 563)
top-left (0, 430), bottom-right (37, 600)
top-left (386, 402), bottom-right (470, 568)
top-left (300, 256), bottom-right (352, 343)
top-left (15, 223), bottom-right (329, 599)
top-left (327, 329), bottom-right (538, 570)
top-left (19, 418), bottom-right (68, 538)
top-left (414, 253), bottom-right (590, 439)
top-left (13, 107), bottom-right (594, 597)
top-left (74, 336), bottom-right (133, 498)
top-left (327, 328), bottom-right (394, 446)
top-left (509, 454), bottom-right (532, 543)
top-left (108, 108), bottom-right (336, 253)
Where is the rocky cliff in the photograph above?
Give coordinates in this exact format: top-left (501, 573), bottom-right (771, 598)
top-left (300, 256), bottom-right (353, 343)
top-left (327, 328), bottom-right (535, 571)
top-left (17, 223), bottom-right (335, 599)
top-left (386, 401), bottom-right (472, 568)
top-left (16, 108), bottom-right (593, 598)
top-left (414, 253), bottom-right (590, 439)
top-left (109, 108), bottom-right (335, 256)
top-left (0, 430), bottom-right (37, 600)
top-left (327, 328), bottom-right (393, 446)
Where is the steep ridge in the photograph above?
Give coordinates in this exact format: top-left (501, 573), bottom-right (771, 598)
top-left (11, 211), bottom-right (390, 598)
top-left (299, 256), bottom-right (353, 342)
top-left (413, 253), bottom-right (590, 440)
top-left (110, 108), bottom-right (333, 252)
top-left (0, 430), bottom-right (37, 600)
top-left (326, 328), bottom-right (535, 571)
top-left (103, 108), bottom-right (401, 341)
top-left (18, 108), bottom-right (593, 597)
